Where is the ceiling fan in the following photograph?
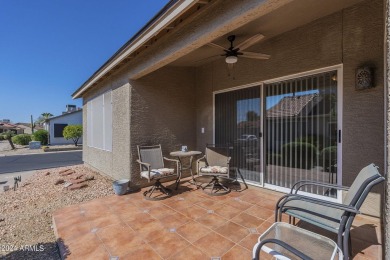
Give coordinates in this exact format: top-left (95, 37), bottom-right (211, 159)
top-left (207, 34), bottom-right (270, 64)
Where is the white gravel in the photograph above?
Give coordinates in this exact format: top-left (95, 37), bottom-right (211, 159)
top-left (0, 165), bottom-right (113, 259)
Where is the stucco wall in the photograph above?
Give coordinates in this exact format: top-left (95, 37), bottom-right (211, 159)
top-left (128, 66), bottom-right (196, 187)
top-left (48, 111), bottom-right (83, 145)
top-left (82, 74), bottom-right (131, 181)
top-left (195, 0), bottom-right (384, 213)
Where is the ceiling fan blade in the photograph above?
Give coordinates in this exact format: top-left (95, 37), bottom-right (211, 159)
top-left (207, 42), bottom-right (227, 50)
top-left (241, 51), bottom-right (270, 60)
top-left (236, 34), bottom-right (265, 51)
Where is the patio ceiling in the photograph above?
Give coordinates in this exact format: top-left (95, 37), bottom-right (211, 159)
top-left (169, 0), bottom-right (363, 67)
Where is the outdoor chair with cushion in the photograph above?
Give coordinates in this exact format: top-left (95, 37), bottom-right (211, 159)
top-left (197, 145), bottom-right (231, 196)
top-left (275, 163), bottom-right (384, 259)
top-left (137, 144), bottom-right (180, 200)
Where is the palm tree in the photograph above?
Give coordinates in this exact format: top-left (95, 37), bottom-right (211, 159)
top-left (41, 112), bottom-right (53, 120)
top-left (35, 113), bottom-right (53, 125)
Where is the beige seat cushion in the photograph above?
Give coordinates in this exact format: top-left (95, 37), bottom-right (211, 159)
top-left (199, 166), bottom-right (228, 174)
top-left (141, 168), bottom-right (175, 180)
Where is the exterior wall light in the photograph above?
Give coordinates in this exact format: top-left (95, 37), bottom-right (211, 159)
top-left (355, 66), bottom-right (374, 90)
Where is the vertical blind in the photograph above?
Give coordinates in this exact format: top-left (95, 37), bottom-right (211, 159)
top-left (215, 86), bottom-right (262, 183)
top-left (87, 91), bottom-right (113, 151)
top-left (264, 71), bottom-right (338, 195)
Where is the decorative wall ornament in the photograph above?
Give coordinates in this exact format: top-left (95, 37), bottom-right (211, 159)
top-left (355, 67), bottom-right (374, 90)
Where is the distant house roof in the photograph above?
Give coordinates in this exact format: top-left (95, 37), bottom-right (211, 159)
top-left (0, 122), bottom-right (20, 129)
top-left (15, 123), bottom-right (43, 130)
top-left (46, 109), bottom-right (82, 121)
top-left (267, 94), bottom-right (319, 118)
top-left (237, 94), bottom-right (322, 129)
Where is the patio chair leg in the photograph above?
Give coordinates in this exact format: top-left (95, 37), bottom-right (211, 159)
top-left (202, 176), bottom-right (230, 196)
top-left (143, 179), bottom-right (172, 201)
top-left (175, 176), bottom-right (180, 190)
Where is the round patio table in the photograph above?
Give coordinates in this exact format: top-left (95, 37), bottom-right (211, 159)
top-left (170, 150), bottom-right (202, 188)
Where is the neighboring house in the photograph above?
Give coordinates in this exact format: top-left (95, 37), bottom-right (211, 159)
top-left (71, 0), bottom-right (386, 222)
top-left (0, 122), bottom-right (23, 134)
top-left (44, 107), bottom-right (82, 145)
top-left (14, 123), bottom-right (43, 135)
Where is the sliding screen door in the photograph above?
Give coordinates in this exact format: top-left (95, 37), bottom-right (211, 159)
top-left (215, 86), bottom-right (262, 184)
top-left (264, 71), bottom-right (339, 196)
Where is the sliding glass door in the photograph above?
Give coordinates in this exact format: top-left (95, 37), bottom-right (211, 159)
top-left (264, 70), bottom-right (339, 196)
top-left (215, 86), bottom-right (263, 184)
top-left (214, 69), bottom-right (341, 197)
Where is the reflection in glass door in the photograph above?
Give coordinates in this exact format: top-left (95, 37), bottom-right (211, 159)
top-left (214, 86), bottom-right (262, 184)
top-left (264, 71), bottom-right (339, 197)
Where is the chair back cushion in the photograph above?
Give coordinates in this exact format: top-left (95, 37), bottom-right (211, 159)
top-left (344, 163), bottom-right (382, 207)
top-left (205, 146), bottom-right (229, 167)
top-left (138, 145), bottom-right (164, 170)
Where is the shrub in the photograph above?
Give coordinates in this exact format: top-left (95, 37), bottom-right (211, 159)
top-left (267, 153), bottom-right (281, 165)
top-left (0, 134), bottom-right (4, 141)
top-left (12, 134), bottom-right (32, 145)
top-left (319, 146), bottom-right (337, 171)
top-left (281, 142), bottom-right (318, 169)
top-left (63, 125), bottom-right (83, 146)
top-left (33, 129), bottom-right (49, 145)
top-left (295, 135), bottom-right (326, 151)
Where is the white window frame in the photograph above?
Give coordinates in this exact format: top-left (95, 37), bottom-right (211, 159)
top-left (87, 90), bottom-right (112, 152)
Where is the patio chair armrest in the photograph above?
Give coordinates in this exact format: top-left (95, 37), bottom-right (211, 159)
top-left (196, 155), bottom-right (206, 164)
top-left (136, 159), bottom-right (151, 168)
top-left (291, 180), bottom-right (349, 194)
top-left (163, 157), bottom-right (179, 164)
top-left (278, 194), bottom-right (360, 214)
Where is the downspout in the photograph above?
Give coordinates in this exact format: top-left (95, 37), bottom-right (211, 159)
top-left (385, 0), bottom-right (390, 258)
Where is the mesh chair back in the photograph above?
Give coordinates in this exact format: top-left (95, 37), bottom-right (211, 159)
top-left (138, 145), bottom-right (164, 171)
top-left (344, 163), bottom-right (383, 207)
top-left (205, 146), bottom-right (229, 167)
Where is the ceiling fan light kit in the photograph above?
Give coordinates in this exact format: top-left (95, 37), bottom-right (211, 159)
top-left (225, 55), bottom-right (238, 64)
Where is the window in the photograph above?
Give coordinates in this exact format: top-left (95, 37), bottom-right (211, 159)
top-left (54, 124), bottom-right (68, 137)
top-left (87, 91), bottom-right (112, 151)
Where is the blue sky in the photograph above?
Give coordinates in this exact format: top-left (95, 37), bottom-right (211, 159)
top-left (0, 0), bottom-right (169, 123)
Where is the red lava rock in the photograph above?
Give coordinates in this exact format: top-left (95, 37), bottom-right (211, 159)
top-left (54, 179), bottom-right (65, 185)
top-left (68, 183), bottom-right (87, 190)
top-left (60, 170), bottom-right (75, 176)
top-left (69, 178), bottom-right (87, 184)
top-left (70, 174), bottom-right (84, 180)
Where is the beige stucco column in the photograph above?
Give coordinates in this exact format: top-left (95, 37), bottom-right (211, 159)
top-left (385, 0), bottom-right (390, 258)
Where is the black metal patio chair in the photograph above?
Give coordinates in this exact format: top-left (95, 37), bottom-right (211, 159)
top-left (275, 163), bottom-right (384, 259)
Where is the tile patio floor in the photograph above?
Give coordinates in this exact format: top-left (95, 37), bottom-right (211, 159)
top-left (53, 177), bottom-right (382, 259)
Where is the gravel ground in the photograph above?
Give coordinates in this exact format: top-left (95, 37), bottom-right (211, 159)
top-left (0, 165), bottom-right (113, 259)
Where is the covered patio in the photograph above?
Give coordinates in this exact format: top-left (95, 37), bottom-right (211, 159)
top-left (53, 177), bottom-right (381, 259)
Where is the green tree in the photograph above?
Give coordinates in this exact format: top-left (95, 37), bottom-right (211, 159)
top-left (33, 129), bottom-right (49, 145)
top-left (2, 130), bottom-right (15, 150)
top-left (246, 111), bottom-right (259, 121)
top-left (63, 125), bottom-right (83, 146)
